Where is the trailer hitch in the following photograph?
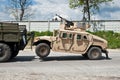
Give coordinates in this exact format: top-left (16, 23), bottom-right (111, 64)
top-left (30, 32), bottom-right (35, 50)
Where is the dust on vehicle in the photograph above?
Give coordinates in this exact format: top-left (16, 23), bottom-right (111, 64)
top-left (33, 15), bottom-right (109, 60)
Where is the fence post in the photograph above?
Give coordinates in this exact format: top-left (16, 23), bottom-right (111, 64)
top-left (48, 20), bottom-right (50, 31)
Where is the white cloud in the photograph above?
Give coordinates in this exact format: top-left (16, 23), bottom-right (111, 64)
top-left (0, 0), bottom-right (120, 21)
top-left (91, 0), bottom-right (120, 20)
top-left (0, 12), bottom-right (10, 21)
top-left (32, 0), bottom-right (120, 21)
top-left (32, 0), bottom-right (83, 20)
top-left (110, 11), bottom-right (120, 20)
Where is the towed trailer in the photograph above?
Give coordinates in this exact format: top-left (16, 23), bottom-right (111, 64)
top-left (0, 22), bottom-right (34, 62)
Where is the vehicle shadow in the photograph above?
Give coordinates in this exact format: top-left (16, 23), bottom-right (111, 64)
top-left (40, 56), bottom-right (111, 62)
top-left (9, 56), bottom-right (35, 62)
top-left (8, 55), bottom-right (111, 62)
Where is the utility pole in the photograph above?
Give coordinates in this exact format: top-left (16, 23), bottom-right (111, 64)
top-left (86, 0), bottom-right (90, 21)
top-left (83, 0), bottom-right (90, 21)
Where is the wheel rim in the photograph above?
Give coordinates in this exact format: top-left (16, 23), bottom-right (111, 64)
top-left (91, 49), bottom-right (99, 59)
top-left (40, 46), bottom-right (48, 56)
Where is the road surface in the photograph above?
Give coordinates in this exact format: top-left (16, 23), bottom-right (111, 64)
top-left (0, 49), bottom-right (120, 80)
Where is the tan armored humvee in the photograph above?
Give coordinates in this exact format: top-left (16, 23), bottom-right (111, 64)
top-left (33, 15), bottom-right (109, 60)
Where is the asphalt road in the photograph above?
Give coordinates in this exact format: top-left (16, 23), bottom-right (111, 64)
top-left (0, 49), bottom-right (120, 80)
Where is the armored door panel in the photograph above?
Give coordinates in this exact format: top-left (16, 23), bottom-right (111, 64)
top-left (61, 33), bottom-right (74, 51)
top-left (52, 32), bottom-right (74, 52)
top-left (72, 34), bottom-right (89, 52)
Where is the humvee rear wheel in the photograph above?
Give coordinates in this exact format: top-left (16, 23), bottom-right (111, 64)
top-left (35, 43), bottom-right (50, 58)
top-left (88, 47), bottom-right (102, 60)
top-left (0, 43), bottom-right (11, 62)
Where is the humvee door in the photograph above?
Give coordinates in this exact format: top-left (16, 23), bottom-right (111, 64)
top-left (52, 31), bottom-right (74, 52)
top-left (72, 34), bottom-right (90, 52)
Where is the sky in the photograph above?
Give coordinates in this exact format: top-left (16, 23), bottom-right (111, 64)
top-left (0, 0), bottom-right (120, 21)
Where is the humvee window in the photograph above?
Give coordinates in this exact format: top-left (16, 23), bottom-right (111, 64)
top-left (69, 34), bottom-right (73, 39)
top-left (77, 34), bottom-right (81, 40)
top-left (62, 33), bottom-right (67, 38)
top-left (83, 36), bottom-right (87, 40)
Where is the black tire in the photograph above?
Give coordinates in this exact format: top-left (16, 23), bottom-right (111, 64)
top-left (87, 47), bottom-right (102, 60)
top-left (0, 43), bottom-right (11, 62)
top-left (10, 45), bottom-right (19, 59)
top-left (10, 50), bottom-right (19, 59)
top-left (35, 43), bottom-right (50, 58)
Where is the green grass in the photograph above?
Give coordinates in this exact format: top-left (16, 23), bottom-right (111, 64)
top-left (32, 31), bottom-right (53, 37)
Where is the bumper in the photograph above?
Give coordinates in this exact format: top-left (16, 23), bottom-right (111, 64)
top-left (102, 49), bottom-right (109, 59)
top-left (102, 49), bottom-right (108, 54)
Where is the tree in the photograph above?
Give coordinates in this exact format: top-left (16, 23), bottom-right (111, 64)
top-left (8, 0), bottom-right (33, 21)
top-left (69, 0), bottom-right (113, 21)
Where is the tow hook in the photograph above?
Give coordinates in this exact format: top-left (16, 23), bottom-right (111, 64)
top-left (103, 50), bottom-right (110, 59)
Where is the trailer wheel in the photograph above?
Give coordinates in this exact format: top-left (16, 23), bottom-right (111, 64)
top-left (10, 45), bottom-right (19, 59)
top-left (35, 43), bottom-right (50, 58)
top-left (0, 43), bottom-right (11, 62)
top-left (87, 47), bottom-right (102, 60)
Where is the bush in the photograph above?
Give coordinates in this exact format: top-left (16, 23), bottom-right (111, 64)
top-left (32, 31), bottom-right (53, 37)
top-left (89, 31), bottom-right (120, 49)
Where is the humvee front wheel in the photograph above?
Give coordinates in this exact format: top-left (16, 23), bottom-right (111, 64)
top-left (35, 43), bottom-right (50, 58)
top-left (0, 43), bottom-right (11, 62)
top-left (88, 47), bottom-right (102, 60)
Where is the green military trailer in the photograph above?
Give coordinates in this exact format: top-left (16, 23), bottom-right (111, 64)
top-left (0, 22), bottom-right (34, 62)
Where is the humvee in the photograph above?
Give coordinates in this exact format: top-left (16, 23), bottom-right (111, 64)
top-left (33, 15), bottom-right (109, 60)
top-left (0, 22), bottom-right (34, 62)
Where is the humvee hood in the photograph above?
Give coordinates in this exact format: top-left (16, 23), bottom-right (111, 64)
top-left (39, 36), bottom-right (51, 40)
top-left (91, 34), bottom-right (108, 49)
top-left (92, 35), bottom-right (107, 43)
